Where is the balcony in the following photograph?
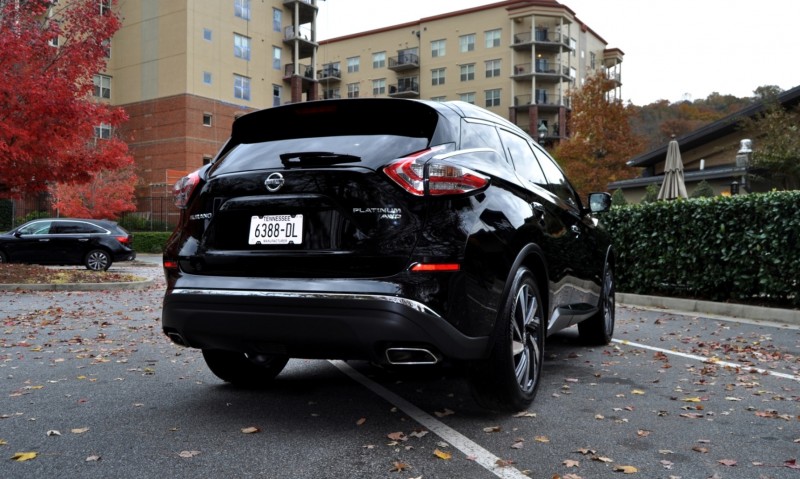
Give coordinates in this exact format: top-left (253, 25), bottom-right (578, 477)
top-left (513, 93), bottom-right (570, 110)
top-left (511, 62), bottom-right (571, 83)
top-left (318, 64), bottom-right (341, 82)
top-left (283, 25), bottom-right (316, 58)
top-left (389, 77), bottom-right (419, 98)
top-left (388, 52), bottom-right (419, 72)
top-left (283, 0), bottom-right (317, 25)
top-left (284, 63), bottom-right (315, 83)
top-left (511, 29), bottom-right (574, 53)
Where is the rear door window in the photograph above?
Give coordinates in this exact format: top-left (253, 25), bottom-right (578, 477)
top-left (498, 129), bottom-right (547, 186)
top-left (532, 146), bottom-right (581, 211)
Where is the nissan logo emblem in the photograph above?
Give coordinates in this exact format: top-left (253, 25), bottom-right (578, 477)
top-left (265, 172), bottom-right (285, 192)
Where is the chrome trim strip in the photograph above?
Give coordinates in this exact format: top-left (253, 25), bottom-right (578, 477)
top-left (169, 288), bottom-right (442, 318)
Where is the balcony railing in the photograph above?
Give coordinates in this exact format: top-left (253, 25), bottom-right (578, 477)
top-left (512, 62), bottom-right (571, 82)
top-left (318, 64), bottom-right (341, 81)
top-left (389, 78), bottom-right (419, 98)
top-left (511, 30), bottom-right (574, 52)
top-left (388, 53), bottom-right (419, 71)
top-left (283, 0), bottom-right (317, 25)
top-left (514, 94), bottom-right (571, 108)
top-left (284, 63), bottom-right (314, 80)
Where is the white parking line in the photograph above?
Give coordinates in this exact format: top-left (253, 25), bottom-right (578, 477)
top-left (612, 339), bottom-right (800, 382)
top-left (330, 360), bottom-right (530, 479)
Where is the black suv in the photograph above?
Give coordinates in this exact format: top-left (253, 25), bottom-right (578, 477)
top-left (162, 99), bottom-right (614, 410)
top-left (0, 218), bottom-right (135, 271)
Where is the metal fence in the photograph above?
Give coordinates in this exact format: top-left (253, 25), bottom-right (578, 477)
top-left (0, 195), bottom-right (179, 232)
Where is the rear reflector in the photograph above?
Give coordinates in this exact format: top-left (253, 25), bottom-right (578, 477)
top-left (173, 171), bottom-right (201, 209)
top-left (163, 260), bottom-right (179, 270)
top-left (410, 263), bottom-right (460, 272)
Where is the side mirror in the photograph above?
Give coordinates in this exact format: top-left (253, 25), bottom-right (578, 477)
top-left (587, 192), bottom-right (612, 213)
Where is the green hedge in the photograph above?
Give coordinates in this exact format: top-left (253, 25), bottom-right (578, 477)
top-left (133, 232), bottom-right (172, 254)
top-left (603, 191), bottom-right (799, 308)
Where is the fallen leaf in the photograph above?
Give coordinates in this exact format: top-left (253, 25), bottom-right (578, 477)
top-left (390, 461), bottom-right (409, 472)
top-left (495, 458), bottom-right (515, 467)
top-left (483, 426), bottom-right (502, 433)
top-left (592, 456), bottom-right (613, 463)
top-left (661, 459), bottom-right (674, 469)
top-left (511, 440), bottom-right (524, 449)
top-left (71, 428), bottom-right (89, 434)
top-left (387, 432), bottom-right (407, 441)
top-left (46, 430), bottom-right (61, 437)
top-left (409, 430), bottom-right (428, 438)
top-left (614, 465), bottom-right (638, 473)
top-left (433, 449), bottom-right (451, 460)
top-left (636, 430), bottom-right (651, 437)
top-left (595, 414), bottom-right (605, 420)
top-left (785, 459), bottom-right (800, 469)
top-left (563, 459), bottom-right (580, 468)
top-left (356, 417), bottom-right (366, 426)
top-left (513, 411), bottom-right (537, 418)
top-left (534, 435), bottom-right (550, 443)
top-left (12, 452), bottom-right (37, 462)
top-left (631, 390), bottom-right (646, 395)
top-left (681, 397), bottom-right (702, 403)
top-left (692, 446), bottom-right (709, 454)
top-left (0, 439), bottom-right (7, 446)
top-left (85, 455), bottom-right (101, 462)
top-left (178, 450), bottom-right (200, 458)
top-left (718, 459), bottom-right (737, 466)
top-left (241, 427), bottom-right (260, 434)
top-left (434, 408), bottom-right (454, 418)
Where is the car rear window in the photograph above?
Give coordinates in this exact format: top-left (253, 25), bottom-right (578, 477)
top-left (210, 99), bottom-right (441, 176)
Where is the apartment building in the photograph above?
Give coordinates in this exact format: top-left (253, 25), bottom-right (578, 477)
top-left (317, 0), bottom-right (622, 144)
top-left (97, 0), bottom-right (321, 200)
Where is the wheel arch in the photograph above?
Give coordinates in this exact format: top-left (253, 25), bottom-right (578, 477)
top-left (503, 243), bottom-right (550, 328)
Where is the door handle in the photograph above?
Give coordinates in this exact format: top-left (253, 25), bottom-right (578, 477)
top-left (38, 239), bottom-right (50, 242)
top-left (571, 225), bottom-right (581, 236)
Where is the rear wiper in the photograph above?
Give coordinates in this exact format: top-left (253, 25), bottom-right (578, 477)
top-left (279, 151), bottom-right (361, 167)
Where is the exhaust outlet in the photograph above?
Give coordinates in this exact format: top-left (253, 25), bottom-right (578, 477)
top-left (385, 347), bottom-right (440, 365)
top-left (166, 331), bottom-right (188, 347)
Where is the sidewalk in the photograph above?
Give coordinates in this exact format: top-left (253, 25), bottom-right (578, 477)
top-left (619, 292), bottom-right (800, 327)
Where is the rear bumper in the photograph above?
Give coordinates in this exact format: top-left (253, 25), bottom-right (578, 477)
top-left (161, 288), bottom-right (489, 364)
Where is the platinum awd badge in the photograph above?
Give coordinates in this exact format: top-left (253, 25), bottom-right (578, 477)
top-left (353, 207), bottom-right (402, 220)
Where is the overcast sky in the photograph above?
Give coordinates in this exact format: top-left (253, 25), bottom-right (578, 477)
top-left (316, 0), bottom-right (799, 106)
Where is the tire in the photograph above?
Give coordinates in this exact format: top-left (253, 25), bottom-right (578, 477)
top-left (85, 249), bottom-right (112, 271)
top-left (578, 263), bottom-right (615, 345)
top-left (470, 267), bottom-right (545, 411)
top-left (202, 350), bottom-right (288, 387)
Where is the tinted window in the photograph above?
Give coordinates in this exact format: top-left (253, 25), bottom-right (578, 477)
top-left (54, 221), bottom-right (105, 234)
top-left (18, 221), bottom-right (53, 235)
top-left (461, 121), bottom-right (505, 160)
top-left (532, 146), bottom-right (580, 210)
top-left (498, 130), bottom-right (547, 186)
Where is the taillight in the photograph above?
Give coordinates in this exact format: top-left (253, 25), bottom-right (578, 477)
top-left (173, 171), bottom-right (201, 209)
top-left (115, 236), bottom-right (130, 245)
top-left (384, 146), bottom-right (488, 196)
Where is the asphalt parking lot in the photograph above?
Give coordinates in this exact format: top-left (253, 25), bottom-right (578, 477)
top-left (1, 260), bottom-right (798, 478)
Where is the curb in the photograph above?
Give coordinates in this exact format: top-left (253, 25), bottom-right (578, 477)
top-left (619, 293), bottom-right (800, 326)
top-left (0, 278), bottom-right (155, 292)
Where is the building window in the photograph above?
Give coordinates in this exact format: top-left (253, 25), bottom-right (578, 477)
top-left (235, 0), bottom-right (250, 20)
top-left (485, 59), bottom-right (501, 78)
top-left (347, 83), bottom-right (359, 98)
top-left (234, 74), bottom-right (251, 100)
top-left (203, 28), bottom-right (212, 41)
top-left (323, 88), bottom-right (339, 99)
top-left (485, 89), bottom-right (501, 107)
top-left (590, 51), bottom-right (596, 70)
top-left (431, 39), bottom-right (446, 58)
top-left (485, 29), bottom-right (501, 48)
top-left (372, 78), bottom-right (386, 96)
top-left (273, 84), bottom-right (282, 106)
top-left (460, 64), bottom-right (475, 82)
top-left (272, 46), bottom-right (281, 70)
top-left (234, 34), bottom-right (251, 60)
top-left (459, 33), bottom-right (475, 53)
top-left (93, 74), bottom-right (111, 99)
top-left (203, 71), bottom-right (212, 85)
top-left (372, 52), bottom-right (385, 69)
top-left (203, 155), bottom-right (213, 165)
top-left (431, 68), bottom-right (445, 86)
top-left (431, 96), bottom-right (446, 102)
top-left (94, 123), bottom-right (112, 139)
top-left (459, 92), bottom-right (475, 104)
top-left (203, 113), bottom-right (213, 127)
top-left (347, 56), bottom-right (360, 73)
top-left (99, 0), bottom-right (111, 15)
top-left (272, 8), bottom-right (282, 32)
top-left (101, 39), bottom-right (111, 58)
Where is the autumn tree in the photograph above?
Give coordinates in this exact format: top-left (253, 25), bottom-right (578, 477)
top-left (0, 0), bottom-right (133, 196)
top-left (50, 166), bottom-right (137, 219)
top-left (739, 86), bottom-right (800, 190)
top-left (553, 72), bottom-right (644, 196)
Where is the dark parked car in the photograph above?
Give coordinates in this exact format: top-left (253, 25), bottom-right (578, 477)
top-left (162, 99), bottom-right (614, 410)
top-left (0, 218), bottom-right (136, 271)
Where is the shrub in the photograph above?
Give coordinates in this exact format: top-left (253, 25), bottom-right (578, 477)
top-left (602, 191), bottom-right (799, 307)
top-left (611, 189), bottom-right (627, 207)
top-left (132, 232), bottom-right (172, 254)
top-left (641, 183), bottom-right (660, 203)
top-left (690, 180), bottom-right (715, 198)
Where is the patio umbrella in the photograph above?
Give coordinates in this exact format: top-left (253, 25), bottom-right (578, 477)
top-left (657, 138), bottom-right (688, 200)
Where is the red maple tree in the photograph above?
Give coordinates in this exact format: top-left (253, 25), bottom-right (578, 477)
top-left (0, 0), bottom-right (133, 196)
top-left (50, 166), bottom-right (137, 220)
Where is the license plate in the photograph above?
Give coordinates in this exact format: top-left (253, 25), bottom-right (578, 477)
top-left (248, 215), bottom-right (303, 245)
